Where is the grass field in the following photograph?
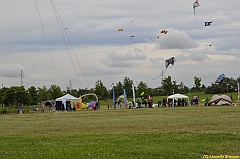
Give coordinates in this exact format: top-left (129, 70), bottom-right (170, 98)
top-left (0, 105), bottom-right (240, 159)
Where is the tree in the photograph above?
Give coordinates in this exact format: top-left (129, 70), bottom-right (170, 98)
top-left (0, 87), bottom-right (8, 107)
top-left (194, 76), bottom-right (201, 97)
top-left (94, 80), bottom-right (108, 100)
top-left (137, 81), bottom-right (148, 97)
top-left (2, 86), bottom-right (31, 107)
top-left (161, 76), bottom-right (174, 95)
top-left (28, 86), bottom-right (38, 105)
top-left (115, 81), bottom-right (124, 98)
top-left (48, 84), bottom-right (62, 100)
top-left (38, 86), bottom-right (49, 102)
top-left (123, 77), bottom-right (134, 99)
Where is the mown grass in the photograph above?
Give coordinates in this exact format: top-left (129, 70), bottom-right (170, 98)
top-left (0, 106), bottom-right (240, 159)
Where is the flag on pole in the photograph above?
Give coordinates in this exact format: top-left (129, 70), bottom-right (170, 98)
top-left (132, 84), bottom-right (136, 105)
top-left (111, 83), bottom-right (116, 105)
top-left (124, 89), bottom-right (127, 107)
top-left (238, 82), bottom-right (240, 100)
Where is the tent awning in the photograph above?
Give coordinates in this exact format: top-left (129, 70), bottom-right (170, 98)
top-left (167, 93), bottom-right (189, 103)
top-left (55, 94), bottom-right (79, 101)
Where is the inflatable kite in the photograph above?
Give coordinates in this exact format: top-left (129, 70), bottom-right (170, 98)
top-left (118, 28), bottom-right (123, 32)
top-left (193, 0), bottom-right (200, 18)
top-left (165, 57), bottom-right (176, 69)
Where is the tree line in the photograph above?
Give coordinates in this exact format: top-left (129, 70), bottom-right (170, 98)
top-left (1, 76), bottom-right (239, 107)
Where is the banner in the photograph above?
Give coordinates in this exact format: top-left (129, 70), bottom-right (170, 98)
top-left (238, 82), bottom-right (240, 100)
top-left (111, 83), bottom-right (116, 105)
top-left (124, 89), bottom-right (127, 107)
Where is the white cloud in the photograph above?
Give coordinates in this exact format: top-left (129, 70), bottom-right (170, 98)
top-left (156, 28), bottom-right (198, 50)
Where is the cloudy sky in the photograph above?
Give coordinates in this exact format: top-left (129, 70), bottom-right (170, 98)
top-left (0, 0), bottom-right (239, 90)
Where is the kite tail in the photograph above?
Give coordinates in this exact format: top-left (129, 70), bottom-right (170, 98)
top-left (194, 8), bottom-right (196, 18)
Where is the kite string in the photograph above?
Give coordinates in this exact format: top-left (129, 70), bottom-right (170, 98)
top-left (33, 0), bottom-right (58, 72)
top-left (50, 2), bottom-right (91, 90)
top-left (153, 66), bottom-right (172, 80)
top-left (50, 0), bottom-right (83, 88)
top-left (50, 0), bottom-right (91, 90)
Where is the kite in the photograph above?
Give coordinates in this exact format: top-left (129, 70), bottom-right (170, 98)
top-left (165, 57), bottom-right (176, 69)
top-left (193, 0), bottom-right (200, 18)
top-left (205, 21), bottom-right (213, 26)
top-left (156, 30), bottom-right (168, 39)
top-left (161, 30), bottom-right (168, 34)
top-left (130, 35), bottom-right (135, 40)
top-left (215, 73), bottom-right (225, 83)
top-left (118, 28), bottom-right (123, 32)
top-left (128, 20), bottom-right (134, 27)
top-left (209, 44), bottom-right (213, 47)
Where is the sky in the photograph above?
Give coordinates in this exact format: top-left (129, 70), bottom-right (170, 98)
top-left (0, 0), bottom-right (240, 90)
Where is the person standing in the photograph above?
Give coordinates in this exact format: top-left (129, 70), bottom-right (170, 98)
top-left (18, 104), bottom-right (23, 114)
top-left (118, 100), bottom-right (121, 109)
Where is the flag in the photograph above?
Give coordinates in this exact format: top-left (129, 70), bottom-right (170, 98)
top-left (111, 83), bottom-right (116, 105)
top-left (238, 82), bottom-right (240, 99)
top-left (205, 21), bottom-right (213, 26)
top-left (124, 89), bottom-right (127, 107)
top-left (132, 84), bottom-right (136, 105)
top-left (141, 91), bottom-right (144, 96)
top-left (193, 0), bottom-right (200, 18)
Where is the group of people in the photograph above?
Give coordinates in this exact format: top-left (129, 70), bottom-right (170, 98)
top-left (159, 98), bottom-right (188, 107)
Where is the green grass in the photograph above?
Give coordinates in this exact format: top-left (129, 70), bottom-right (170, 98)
top-left (0, 106), bottom-right (240, 159)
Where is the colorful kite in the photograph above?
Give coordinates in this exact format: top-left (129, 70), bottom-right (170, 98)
top-left (118, 28), bottom-right (123, 32)
top-left (165, 57), bottom-right (176, 69)
top-left (215, 73), bottom-right (225, 83)
top-left (193, 0), bottom-right (200, 18)
top-left (161, 30), bottom-right (168, 34)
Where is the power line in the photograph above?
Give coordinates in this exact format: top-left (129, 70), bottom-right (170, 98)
top-left (19, 70), bottom-right (24, 86)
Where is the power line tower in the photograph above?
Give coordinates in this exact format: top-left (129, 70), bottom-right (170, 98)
top-left (19, 70), bottom-right (24, 86)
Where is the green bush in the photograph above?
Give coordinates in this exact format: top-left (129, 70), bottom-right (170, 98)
top-left (0, 109), bottom-right (7, 114)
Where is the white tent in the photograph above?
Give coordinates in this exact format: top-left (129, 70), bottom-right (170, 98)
top-left (209, 94), bottom-right (232, 105)
top-left (167, 93), bottom-right (189, 103)
top-left (55, 94), bottom-right (79, 101)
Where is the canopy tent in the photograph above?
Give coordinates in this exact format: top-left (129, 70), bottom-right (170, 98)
top-left (167, 93), bottom-right (189, 104)
top-left (209, 94), bottom-right (232, 105)
top-left (55, 94), bottom-right (79, 101)
top-left (55, 94), bottom-right (79, 111)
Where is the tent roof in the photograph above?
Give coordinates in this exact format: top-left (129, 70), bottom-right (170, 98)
top-left (167, 93), bottom-right (189, 99)
top-left (209, 94), bottom-right (232, 105)
top-left (55, 94), bottom-right (79, 101)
